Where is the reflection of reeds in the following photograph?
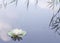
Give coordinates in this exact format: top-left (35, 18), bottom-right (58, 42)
top-left (26, 0), bottom-right (29, 9)
top-left (26, 0), bottom-right (38, 9)
top-left (35, 0), bottom-right (38, 6)
top-left (49, 16), bottom-right (60, 32)
top-left (15, 0), bottom-right (18, 6)
top-left (3, 0), bottom-right (7, 8)
top-left (49, 10), bottom-right (60, 33)
top-left (49, 10), bottom-right (60, 35)
top-left (48, 2), bottom-right (54, 9)
top-left (48, 0), bottom-right (60, 35)
top-left (0, 0), bottom-right (39, 8)
top-left (9, 0), bottom-right (16, 4)
top-left (9, 0), bottom-right (18, 6)
top-left (49, 8), bottom-right (60, 27)
top-left (2, 0), bottom-right (18, 8)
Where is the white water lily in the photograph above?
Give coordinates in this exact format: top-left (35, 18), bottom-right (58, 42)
top-left (8, 29), bottom-right (26, 38)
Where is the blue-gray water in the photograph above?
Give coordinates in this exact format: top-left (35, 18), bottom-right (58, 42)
top-left (0, 2), bottom-right (60, 43)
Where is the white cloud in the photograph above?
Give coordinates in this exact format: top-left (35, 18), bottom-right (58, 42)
top-left (29, 0), bottom-right (59, 11)
top-left (28, 0), bottom-right (48, 8)
top-left (0, 22), bottom-right (12, 41)
top-left (38, 1), bottom-right (48, 9)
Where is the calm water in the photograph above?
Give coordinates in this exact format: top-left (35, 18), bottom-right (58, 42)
top-left (0, 0), bottom-right (60, 43)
